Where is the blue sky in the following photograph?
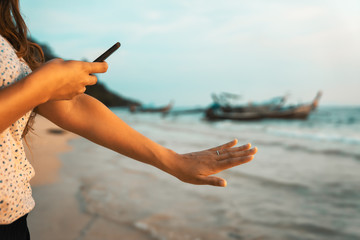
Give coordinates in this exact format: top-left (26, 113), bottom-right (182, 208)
top-left (21, 0), bottom-right (360, 106)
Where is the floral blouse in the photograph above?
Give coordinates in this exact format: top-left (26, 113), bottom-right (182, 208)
top-left (0, 35), bottom-right (35, 224)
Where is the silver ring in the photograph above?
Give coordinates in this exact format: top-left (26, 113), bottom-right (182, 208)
top-left (216, 150), bottom-right (220, 156)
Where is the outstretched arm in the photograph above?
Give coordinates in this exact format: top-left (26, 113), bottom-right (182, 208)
top-left (36, 94), bottom-right (257, 187)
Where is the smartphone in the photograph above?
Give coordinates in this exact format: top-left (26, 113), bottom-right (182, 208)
top-left (93, 42), bottom-right (121, 62)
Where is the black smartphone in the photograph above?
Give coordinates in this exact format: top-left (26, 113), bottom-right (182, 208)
top-left (93, 42), bottom-right (121, 62)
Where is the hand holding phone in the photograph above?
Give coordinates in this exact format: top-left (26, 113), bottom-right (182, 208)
top-left (93, 42), bottom-right (121, 62)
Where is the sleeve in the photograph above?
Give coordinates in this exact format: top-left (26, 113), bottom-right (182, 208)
top-left (0, 36), bottom-right (9, 88)
top-left (0, 36), bottom-right (19, 88)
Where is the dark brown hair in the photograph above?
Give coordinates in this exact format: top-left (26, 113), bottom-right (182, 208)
top-left (0, 0), bottom-right (45, 137)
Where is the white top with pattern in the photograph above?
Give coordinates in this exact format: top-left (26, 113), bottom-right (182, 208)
top-left (0, 35), bottom-right (35, 224)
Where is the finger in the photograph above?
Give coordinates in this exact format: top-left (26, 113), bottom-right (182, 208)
top-left (226, 143), bottom-right (252, 153)
top-left (207, 139), bottom-right (238, 152)
top-left (86, 74), bottom-right (98, 86)
top-left (79, 86), bottom-right (86, 94)
top-left (196, 175), bottom-right (227, 187)
top-left (217, 155), bottom-right (254, 171)
top-left (218, 147), bottom-right (257, 161)
top-left (86, 61), bottom-right (108, 74)
top-left (214, 143), bottom-right (252, 159)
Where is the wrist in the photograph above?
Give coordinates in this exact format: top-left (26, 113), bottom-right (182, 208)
top-left (159, 149), bottom-right (183, 177)
top-left (153, 148), bottom-right (179, 174)
top-left (23, 71), bottom-right (51, 104)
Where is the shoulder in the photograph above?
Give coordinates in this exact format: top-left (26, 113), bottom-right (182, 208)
top-left (0, 35), bottom-right (15, 54)
top-left (0, 35), bottom-right (24, 88)
top-left (0, 35), bottom-right (17, 63)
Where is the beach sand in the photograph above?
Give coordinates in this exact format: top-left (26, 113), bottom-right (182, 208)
top-left (25, 116), bottom-right (76, 186)
top-left (24, 112), bottom-right (360, 240)
top-left (25, 115), bottom-right (153, 240)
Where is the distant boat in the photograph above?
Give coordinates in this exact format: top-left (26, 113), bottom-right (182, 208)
top-left (211, 92), bottom-right (287, 113)
top-left (205, 91), bottom-right (322, 121)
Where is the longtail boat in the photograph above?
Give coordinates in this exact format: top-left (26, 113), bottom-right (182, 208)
top-left (205, 92), bottom-right (322, 121)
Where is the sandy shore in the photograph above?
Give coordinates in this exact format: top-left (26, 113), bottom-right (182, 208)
top-left (25, 115), bottom-right (77, 186)
top-left (25, 115), bottom-right (153, 240)
top-left (23, 112), bottom-right (360, 240)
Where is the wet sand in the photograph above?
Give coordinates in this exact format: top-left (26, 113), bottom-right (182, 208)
top-left (24, 113), bottom-right (360, 240)
top-left (25, 116), bottom-right (76, 186)
top-left (25, 115), bottom-right (153, 240)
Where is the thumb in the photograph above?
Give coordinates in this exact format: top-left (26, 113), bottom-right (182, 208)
top-left (197, 176), bottom-right (227, 187)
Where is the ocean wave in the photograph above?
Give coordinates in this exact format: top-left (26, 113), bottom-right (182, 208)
top-left (228, 171), bottom-right (310, 193)
top-left (247, 220), bottom-right (360, 240)
top-left (250, 137), bottom-right (360, 162)
top-left (267, 127), bottom-right (360, 145)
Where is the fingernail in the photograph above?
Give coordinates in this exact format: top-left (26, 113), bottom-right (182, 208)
top-left (241, 143), bottom-right (251, 148)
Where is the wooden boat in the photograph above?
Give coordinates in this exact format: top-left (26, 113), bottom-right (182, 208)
top-left (264, 91), bottom-right (322, 119)
top-left (205, 109), bottom-right (263, 121)
top-left (212, 93), bottom-right (287, 113)
top-left (205, 91), bottom-right (322, 121)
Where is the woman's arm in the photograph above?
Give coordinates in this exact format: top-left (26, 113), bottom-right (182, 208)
top-left (0, 72), bottom-right (48, 132)
top-left (0, 59), bottom-right (107, 133)
top-left (37, 94), bottom-right (257, 187)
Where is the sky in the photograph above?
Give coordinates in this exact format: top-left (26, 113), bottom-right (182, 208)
top-left (21, 0), bottom-right (360, 107)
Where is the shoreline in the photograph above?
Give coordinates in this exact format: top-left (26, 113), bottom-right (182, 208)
top-left (24, 112), bottom-right (360, 240)
top-left (26, 115), bottom-right (154, 240)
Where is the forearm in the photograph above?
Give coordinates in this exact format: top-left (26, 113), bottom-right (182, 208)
top-left (0, 74), bottom-right (48, 132)
top-left (0, 58), bottom-right (108, 133)
top-left (37, 94), bottom-right (258, 187)
top-left (37, 94), bottom-right (176, 172)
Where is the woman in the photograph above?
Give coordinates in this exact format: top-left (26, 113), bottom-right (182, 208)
top-left (0, 0), bottom-right (257, 239)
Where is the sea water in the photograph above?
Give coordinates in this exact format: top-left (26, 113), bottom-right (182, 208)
top-left (69, 106), bottom-right (360, 240)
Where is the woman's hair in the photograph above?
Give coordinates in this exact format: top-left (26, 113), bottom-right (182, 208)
top-left (0, 0), bottom-right (45, 137)
top-left (0, 0), bottom-right (44, 69)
